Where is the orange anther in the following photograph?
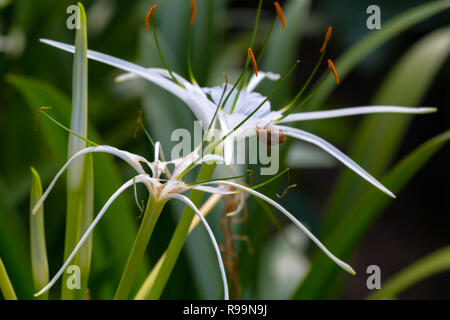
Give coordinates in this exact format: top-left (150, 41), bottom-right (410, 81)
top-left (189, 0), bottom-right (196, 26)
top-left (33, 106), bottom-right (52, 131)
top-left (145, 5), bottom-right (157, 30)
top-left (327, 59), bottom-right (340, 85)
top-left (276, 184), bottom-right (297, 199)
top-left (248, 48), bottom-right (258, 76)
top-left (274, 1), bottom-right (286, 29)
top-left (319, 26), bottom-right (332, 53)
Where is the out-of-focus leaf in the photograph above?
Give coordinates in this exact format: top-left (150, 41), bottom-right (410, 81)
top-left (7, 74), bottom-right (149, 299)
top-left (292, 129), bottom-right (450, 299)
top-left (306, 0), bottom-right (450, 109)
top-left (30, 167), bottom-right (49, 300)
top-left (0, 257), bottom-right (17, 300)
top-left (369, 245), bottom-right (450, 300)
top-left (323, 27), bottom-right (450, 235)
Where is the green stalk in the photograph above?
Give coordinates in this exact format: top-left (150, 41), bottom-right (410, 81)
top-left (114, 196), bottom-right (167, 300)
top-left (61, 2), bottom-right (93, 300)
top-left (0, 257), bottom-right (17, 300)
top-left (30, 167), bottom-right (49, 300)
top-left (140, 163), bottom-right (216, 299)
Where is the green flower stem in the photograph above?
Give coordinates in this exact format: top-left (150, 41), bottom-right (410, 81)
top-left (0, 257), bottom-right (17, 300)
top-left (141, 163), bottom-right (216, 300)
top-left (114, 196), bottom-right (166, 300)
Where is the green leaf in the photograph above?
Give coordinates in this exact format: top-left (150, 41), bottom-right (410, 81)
top-left (291, 129), bottom-right (450, 299)
top-left (0, 257), bottom-right (17, 300)
top-left (322, 27), bottom-right (450, 235)
top-left (60, 2), bottom-right (93, 300)
top-left (306, 0), bottom-right (450, 109)
top-left (29, 167), bottom-right (49, 300)
top-left (369, 245), bottom-right (450, 300)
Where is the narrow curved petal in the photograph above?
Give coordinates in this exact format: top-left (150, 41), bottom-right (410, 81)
top-left (247, 71), bottom-right (280, 92)
top-left (197, 180), bottom-right (355, 275)
top-left (278, 106), bottom-right (437, 124)
top-left (40, 39), bottom-right (215, 126)
top-left (167, 194), bottom-right (229, 300)
top-left (40, 39), bottom-right (187, 102)
top-left (116, 68), bottom-right (192, 87)
top-left (274, 125), bottom-right (395, 198)
top-left (34, 175), bottom-right (150, 297)
top-left (32, 146), bottom-right (149, 215)
top-left (192, 186), bottom-right (233, 194)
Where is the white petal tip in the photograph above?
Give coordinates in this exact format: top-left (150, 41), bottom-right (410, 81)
top-left (422, 107), bottom-right (437, 113)
top-left (387, 191), bottom-right (396, 199)
top-left (34, 290), bottom-right (44, 297)
top-left (340, 262), bottom-right (356, 275)
top-left (226, 211), bottom-right (239, 217)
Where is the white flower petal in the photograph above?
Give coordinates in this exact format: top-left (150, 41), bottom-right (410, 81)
top-left (197, 180), bottom-right (355, 275)
top-left (218, 112), bottom-right (234, 166)
top-left (40, 39), bottom-right (215, 125)
top-left (34, 175), bottom-right (150, 297)
top-left (278, 106), bottom-right (437, 123)
top-left (40, 39), bottom-right (187, 101)
top-left (32, 146), bottom-right (150, 215)
top-left (191, 186), bottom-right (233, 194)
top-left (273, 125), bottom-right (395, 198)
top-left (168, 193), bottom-right (229, 300)
top-left (247, 71), bottom-right (280, 92)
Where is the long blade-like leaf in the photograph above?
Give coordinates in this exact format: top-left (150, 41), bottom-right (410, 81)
top-left (61, 2), bottom-right (93, 300)
top-left (0, 257), bottom-right (17, 300)
top-left (30, 167), bottom-right (49, 300)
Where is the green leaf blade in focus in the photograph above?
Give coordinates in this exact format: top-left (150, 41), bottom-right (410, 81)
top-left (30, 167), bottom-right (49, 300)
top-left (62, 2), bottom-right (93, 300)
top-left (0, 257), bottom-right (17, 300)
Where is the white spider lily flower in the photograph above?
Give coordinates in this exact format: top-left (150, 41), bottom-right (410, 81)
top-left (32, 144), bottom-right (356, 298)
top-left (39, 39), bottom-right (436, 198)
